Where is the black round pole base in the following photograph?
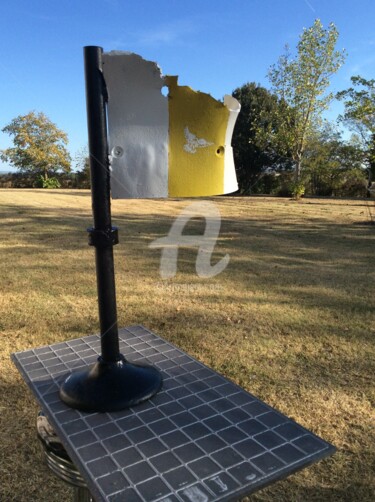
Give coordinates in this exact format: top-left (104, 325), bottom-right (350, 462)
top-left (59, 356), bottom-right (162, 413)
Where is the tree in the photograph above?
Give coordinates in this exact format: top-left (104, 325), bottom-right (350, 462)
top-left (303, 122), bottom-right (367, 196)
top-left (1, 111), bottom-right (71, 183)
top-left (337, 76), bottom-right (375, 188)
top-left (231, 83), bottom-right (292, 193)
top-left (268, 19), bottom-right (346, 183)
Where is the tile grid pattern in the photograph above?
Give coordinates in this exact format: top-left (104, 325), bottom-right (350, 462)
top-left (12, 325), bottom-right (335, 502)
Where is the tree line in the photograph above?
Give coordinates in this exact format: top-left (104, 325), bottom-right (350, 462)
top-left (232, 19), bottom-right (374, 198)
top-left (1, 19), bottom-right (374, 196)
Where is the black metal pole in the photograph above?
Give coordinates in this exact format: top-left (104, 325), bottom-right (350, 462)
top-left (59, 46), bottom-right (162, 412)
top-left (84, 46), bottom-right (119, 362)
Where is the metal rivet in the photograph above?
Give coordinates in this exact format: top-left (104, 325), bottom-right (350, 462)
top-left (112, 146), bottom-right (123, 158)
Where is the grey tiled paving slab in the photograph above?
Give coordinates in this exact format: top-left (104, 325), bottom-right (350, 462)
top-left (12, 325), bottom-right (335, 501)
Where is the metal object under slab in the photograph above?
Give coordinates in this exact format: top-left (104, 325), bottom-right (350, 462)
top-left (12, 325), bottom-right (335, 502)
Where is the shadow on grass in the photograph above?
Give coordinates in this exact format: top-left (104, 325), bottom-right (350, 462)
top-left (3, 205), bottom-right (373, 314)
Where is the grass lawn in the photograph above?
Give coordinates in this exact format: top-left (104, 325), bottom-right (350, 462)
top-left (0, 189), bottom-right (374, 501)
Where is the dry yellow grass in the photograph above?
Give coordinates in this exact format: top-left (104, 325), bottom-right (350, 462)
top-left (0, 189), bottom-right (374, 501)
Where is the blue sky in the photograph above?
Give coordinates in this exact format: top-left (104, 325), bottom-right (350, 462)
top-left (1, 0), bottom-right (375, 171)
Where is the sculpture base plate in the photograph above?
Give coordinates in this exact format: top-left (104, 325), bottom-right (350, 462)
top-left (59, 356), bottom-right (162, 412)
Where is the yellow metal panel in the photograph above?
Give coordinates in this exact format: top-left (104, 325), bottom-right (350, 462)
top-left (166, 76), bottom-right (229, 197)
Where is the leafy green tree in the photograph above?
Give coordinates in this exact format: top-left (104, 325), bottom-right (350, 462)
top-left (337, 76), bottom-right (375, 188)
top-left (231, 83), bottom-right (291, 193)
top-left (268, 19), bottom-right (346, 183)
top-left (303, 123), bottom-right (366, 196)
top-left (1, 111), bottom-right (71, 184)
